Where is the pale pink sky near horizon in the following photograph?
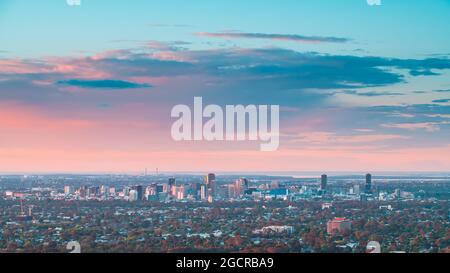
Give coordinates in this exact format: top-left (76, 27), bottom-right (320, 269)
top-left (0, 100), bottom-right (449, 173)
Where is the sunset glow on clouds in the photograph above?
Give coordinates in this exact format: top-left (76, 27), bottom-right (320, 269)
top-left (0, 0), bottom-right (449, 172)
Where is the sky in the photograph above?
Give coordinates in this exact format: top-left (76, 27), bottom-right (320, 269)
top-left (0, 0), bottom-right (449, 173)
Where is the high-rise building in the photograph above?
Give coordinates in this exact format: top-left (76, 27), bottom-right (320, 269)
top-left (200, 184), bottom-right (207, 201)
top-left (123, 187), bottom-right (130, 198)
top-left (227, 184), bottom-right (237, 199)
top-left (109, 187), bottom-right (116, 196)
top-left (78, 186), bottom-right (88, 199)
top-left (146, 185), bottom-right (156, 198)
top-left (88, 186), bottom-right (99, 197)
top-left (206, 173), bottom-right (216, 201)
top-left (241, 178), bottom-right (249, 189)
top-left (168, 178), bottom-right (176, 196)
top-left (171, 185), bottom-right (177, 197)
top-left (365, 173), bottom-right (372, 194)
top-left (206, 173), bottom-right (216, 185)
top-left (321, 174), bottom-right (328, 191)
top-left (176, 185), bottom-right (185, 200)
top-left (100, 185), bottom-right (109, 198)
top-left (64, 186), bottom-right (72, 195)
top-left (191, 182), bottom-right (201, 200)
top-left (129, 189), bottom-right (138, 202)
top-left (234, 179), bottom-right (245, 197)
top-left (132, 185), bottom-right (144, 201)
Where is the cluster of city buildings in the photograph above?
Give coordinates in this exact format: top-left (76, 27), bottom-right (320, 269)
top-left (3, 173), bottom-right (420, 205)
top-left (58, 173), bottom-right (220, 203)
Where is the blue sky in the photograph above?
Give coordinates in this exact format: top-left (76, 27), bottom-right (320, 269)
top-left (0, 0), bottom-right (449, 172)
top-left (1, 0), bottom-right (450, 58)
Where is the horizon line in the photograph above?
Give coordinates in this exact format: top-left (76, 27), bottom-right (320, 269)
top-left (2, 171), bottom-right (450, 176)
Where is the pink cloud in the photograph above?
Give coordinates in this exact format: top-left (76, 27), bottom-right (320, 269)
top-left (288, 132), bottom-right (409, 145)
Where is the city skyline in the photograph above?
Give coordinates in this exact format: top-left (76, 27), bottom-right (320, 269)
top-left (1, 171), bottom-right (448, 253)
top-left (0, 0), bottom-right (450, 173)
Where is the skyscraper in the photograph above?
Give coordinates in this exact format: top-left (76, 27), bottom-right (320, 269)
top-left (241, 178), bottom-right (249, 190)
top-left (168, 178), bottom-right (176, 197)
top-left (132, 185), bottom-right (144, 201)
top-left (206, 173), bottom-right (216, 202)
top-left (64, 186), bottom-right (72, 196)
top-left (109, 187), bottom-right (116, 196)
top-left (129, 189), bottom-right (138, 202)
top-left (191, 182), bottom-right (201, 200)
top-left (365, 173), bottom-right (372, 194)
top-left (321, 174), bottom-right (328, 191)
top-left (88, 186), bottom-right (100, 197)
top-left (206, 173), bottom-right (216, 185)
top-left (176, 185), bottom-right (185, 200)
top-left (235, 179), bottom-right (244, 197)
top-left (200, 184), bottom-right (207, 201)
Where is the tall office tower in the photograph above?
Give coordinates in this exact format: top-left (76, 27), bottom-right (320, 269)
top-left (191, 182), bottom-right (201, 200)
top-left (235, 178), bottom-right (248, 197)
top-left (227, 184), bottom-right (237, 199)
top-left (64, 186), bottom-right (72, 195)
top-left (238, 178), bottom-right (249, 190)
top-left (78, 186), bottom-right (87, 199)
top-left (109, 187), bottom-right (116, 196)
top-left (123, 186), bottom-right (130, 197)
top-left (321, 174), bottom-right (328, 191)
top-left (132, 185), bottom-right (144, 201)
top-left (176, 185), bottom-right (185, 200)
top-left (129, 190), bottom-right (138, 202)
top-left (168, 178), bottom-right (176, 196)
top-left (206, 173), bottom-right (216, 200)
top-left (365, 173), bottom-right (372, 194)
top-left (206, 173), bottom-right (216, 185)
top-left (145, 185), bottom-right (156, 198)
top-left (88, 186), bottom-right (99, 197)
top-left (235, 179), bottom-right (243, 197)
top-left (100, 185), bottom-right (109, 198)
top-left (243, 178), bottom-right (249, 189)
top-left (171, 185), bottom-right (178, 197)
top-left (200, 184), bottom-right (207, 201)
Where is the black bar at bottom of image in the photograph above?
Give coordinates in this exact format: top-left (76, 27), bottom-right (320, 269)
top-left (0, 253), bottom-right (446, 272)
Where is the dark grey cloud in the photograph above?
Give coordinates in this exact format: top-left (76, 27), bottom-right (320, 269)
top-left (57, 79), bottom-right (152, 89)
top-left (434, 89), bottom-right (450, 93)
top-left (369, 104), bottom-right (450, 118)
top-left (89, 48), bottom-right (450, 92)
top-left (410, 70), bottom-right (439, 76)
top-left (342, 90), bottom-right (405, 97)
top-left (2, 47), bottom-right (450, 107)
top-left (197, 32), bottom-right (350, 43)
top-left (432, 99), bottom-right (450, 103)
